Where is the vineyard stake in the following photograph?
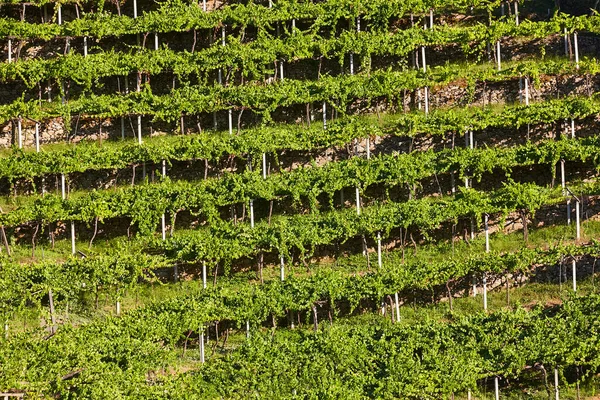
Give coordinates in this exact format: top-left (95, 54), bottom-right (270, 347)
top-left (161, 160), bottom-right (166, 240)
top-left (58, 4), bottom-right (62, 25)
top-left (280, 255), bottom-right (285, 281)
top-left (574, 32), bottom-right (579, 69)
top-left (202, 261), bottom-right (207, 289)
top-left (554, 368), bottom-right (560, 400)
top-left (494, 376), bottom-right (499, 400)
top-left (17, 118), bottom-right (22, 149)
top-left (262, 153), bottom-right (267, 179)
top-left (71, 221), bottom-right (76, 255)
top-left (572, 259), bottom-right (577, 292)
top-left (116, 300), bottom-right (121, 316)
top-left (7, 39), bottom-right (11, 63)
top-left (564, 28), bottom-right (568, 57)
top-left (355, 187), bottom-right (360, 215)
top-left (35, 123), bottom-right (40, 152)
top-left (246, 320), bottom-right (250, 338)
top-left (514, 1), bottom-right (519, 25)
top-left (200, 330), bottom-right (205, 363)
top-left (250, 200), bottom-right (255, 228)
top-left (322, 101), bottom-right (327, 130)
top-left (496, 40), bottom-right (501, 70)
top-left (394, 292), bottom-right (400, 322)
top-left (575, 199), bottom-right (580, 240)
top-left (570, 119), bottom-right (575, 138)
top-left (377, 232), bottom-right (382, 268)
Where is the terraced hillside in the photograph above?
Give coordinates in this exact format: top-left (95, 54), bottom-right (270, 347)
top-left (1, 0), bottom-right (600, 398)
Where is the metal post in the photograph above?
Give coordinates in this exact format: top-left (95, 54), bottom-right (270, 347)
top-left (202, 261), bottom-right (207, 289)
top-left (322, 101), bottom-right (327, 130)
top-left (17, 118), bottom-right (22, 148)
top-left (262, 153), bottom-right (267, 179)
top-left (35, 123), bottom-right (40, 152)
top-left (575, 199), bottom-right (580, 240)
top-left (394, 292), bottom-right (400, 322)
top-left (199, 331), bottom-right (205, 363)
top-left (137, 115), bottom-right (142, 144)
top-left (570, 119), bottom-right (575, 138)
top-left (560, 160), bottom-right (565, 191)
top-left (572, 259), bottom-right (577, 292)
top-left (574, 32), bottom-right (579, 69)
top-left (71, 221), bottom-right (76, 255)
top-left (7, 39), bottom-right (12, 63)
top-left (524, 76), bottom-right (530, 106)
top-left (246, 320), bottom-right (250, 338)
top-left (228, 109), bottom-right (233, 135)
top-left (280, 255), bottom-right (285, 281)
top-left (250, 200), bottom-right (254, 228)
top-left (355, 187), bottom-right (360, 215)
top-left (514, 1), bottom-right (519, 25)
top-left (58, 4), bottom-right (62, 24)
top-left (485, 214), bottom-right (489, 253)
top-left (61, 173), bottom-right (66, 200)
top-left (554, 368), bottom-right (560, 400)
top-left (84, 36), bottom-right (88, 57)
top-left (133, 0), bottom-right (137, 18)
top-left (496, 40), bottom-right (501, 70)
top-left (377, 232), bottom-right (382, 268)
top-left (495, 376), bottom-right (500, 400)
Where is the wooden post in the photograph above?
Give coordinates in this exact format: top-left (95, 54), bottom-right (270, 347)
top-left (116, 300), bottom-right (121, 315)
top-left (574, 32), bottom-right (579, 69)
top-left (377, 232), bottom-right (382, 268)
top-left (280, 255), bottom-right (285, 281)
top-left (202, 261), bottom-right (207, 289)
top-left (35, 123), bottom-right (40, 152)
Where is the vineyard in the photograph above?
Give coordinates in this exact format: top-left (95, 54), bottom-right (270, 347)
top-left (1, 0), bottom-right (600, 398)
